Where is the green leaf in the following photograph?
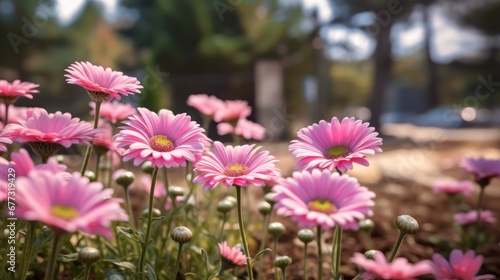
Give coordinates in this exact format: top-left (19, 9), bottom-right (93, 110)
top-left (33, 227), bottom-right (52, 253)
top-left (105, 268), bottom-right (126, 280)
top-left (103, 259), bottom-right (137, 272)
top-left (146, 263), bottom-right (157, 280)
top-left (184, 272), bottom-right (200, 279)
top-left (200, 248), bottom-right (210, 275)
top-left (116, 226), bottom-right (142, 243)
top-left (58, 253), bottom-right (78, 262)
top-left (252, 248), bottom-right (272, 262)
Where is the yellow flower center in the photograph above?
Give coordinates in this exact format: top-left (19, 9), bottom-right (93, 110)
top-left (51, 205), bottom-right (79, 220)
top-left (308, 199), bottom-right (337, 213)
top-left (326, 145), bottom-right (349, 159)
top-left (224, 163), bottom-right (248, 177)
top-left (149, 135), bottom-right (175, 152)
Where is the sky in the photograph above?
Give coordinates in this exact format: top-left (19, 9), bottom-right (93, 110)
top-left (53, 0), bottom-right (489, 64)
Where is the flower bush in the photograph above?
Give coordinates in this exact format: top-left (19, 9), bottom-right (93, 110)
top-left (0, 64), bottom-right (498, 280)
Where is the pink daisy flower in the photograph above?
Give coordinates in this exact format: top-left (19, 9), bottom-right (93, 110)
top-left (235, 118), bottom-right (265, 140)
top-left (289, 117), bottom-right (383, 172)
top-left (350, 251), bottom-right (433, 279)
top-left (15, 170), bottom-right (128, 239)
top-left (193, 141), bottom-right (278, 189)
top-left (0, 148), bottom-right (67, 178)
top-left (94, 121), bottom-right (123, 156)
top-left (65, 61), bottom-right (142, 102)
top-left (2, 109), bottom-right (99, 148)
top-left (431, 249), bottom-right (495, 280)
top-left (114, 107), bottom-right (207, 168)
top-left (90, 101), bottom-right (137, 124)
top-left (460, 157), bottom-right (500, 182)
top-left (0, 105), bottom-right (44, 124)
top-left (216, 122), bottom-right (235, 136)
top-left (217, 118), bottom-right (266, 141)
top-left (0, 129), bottom-right (12, 152)
top-left (213, 100), bottom-right (251, 122)
top-left (0, 79), bottom-right (39, 103)
top-left (187, 94), bottom-right (224, 116)
top-left (432, 180), bottom-right (474, 196)
top-left (273, 169), bottom-right (375, 230)
top-left (454, 210), bottom-right (496, 226)
top-left (218, 241), bottom-right (246, 266)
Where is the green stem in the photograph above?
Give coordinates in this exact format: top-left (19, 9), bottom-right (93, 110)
top-left (45, 233), bottom-right (62, 280)
top-left (475, 186), bottom-right (486, 235)
top-left (124, 188), bottom-right (136, 231)
top-left (363, 231), bottom-right (374, 251)
top-left (273, 237), bottom-right (278, 280)
top-left (235, 185), bottom-right (254, 280)
top-left (19, 222), bottom-right (36, 279)
top-left (281, 267), bottom-right (286, 280)
top-left (4, 103), bottom-right (10, 125)
top-left (219, 213), bottom-right (227, 241)
top-left (83, 263), bottom-right (92, 280)
top-left (388, 231), bottom-right (406, 262)
top-left (137, 167), bottom-right (159, 279)
top-left (316, 226), bottom-right (322, 280)
top-left (94, 154), bottom-right (102, 181)
top-left (257, 214), bottom-right (270, 280)
top-left (303, 242), bottom-right (308, 280)
top-left (172, 243), bottom-right (184, 280)
top-left (80, 101), bottom-right (101, 175)
top-left (332, 227), bottom-right (342, 277)
top-left (160, 168), bottom-right (170, 215)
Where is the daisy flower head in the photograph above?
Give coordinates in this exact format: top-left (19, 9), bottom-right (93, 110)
top-left (0, 79), bottom-right (39, 104)
top-left (235, 118), bottom-right (266, 140)
top-left (213, 99), bottom-right (251, 122)
top-left (350, 251), bottom-right (433, 280)
top-left (90, 101), bottom-right (137, 124)
top-left (114, 107), bottom-right (207, 168)
top-left (460, 156), bottom-right (500, 183)
top-left (273, 169), bottom-right (375, 230)
top-left (0, 148), bottom-right (67, 178)
top-left (431, 249), bottom-right (494, 280)
top-left (289, 117), bottom-right (383, 172)
top-left (187, 94), bottom-right (224, 117)
top-left (0, 105), bottom-right (44, 125)
top-left (15, 170), bottom-right (128, 239)
top-left (0, 129), bottom-right (12, 152)
top-left (193, 141), bottom-right (278, 189)
top-left (65, 61), bottom-right (142, 102)
top-left (2, 109), bottom-right (100, 161)
top-left (218, 241), bottom-right (246, 270)
top-left (454, 210), bottom-right (496, 226)
top-left (432, 179), bottom-right (474, 196)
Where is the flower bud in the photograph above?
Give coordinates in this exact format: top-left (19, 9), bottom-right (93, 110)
top-left (56, 155), bottom-right (65, 164)
top-left (258, 201), bottom-right (272, 216)
top-left (297, 229), bottom-right (315, 244)
top-left (268, 222), bottom-right (285, 238)
top-left (364, 250), bottom-right (379, 260)
top-left (168, 186), bottom-right (185, 198)
top-left (78, 247), bottom-right (100, 264)
top-left (84, 171), bottom-right (96, 182)
top-left (141, 161), bottom-right (153, 174)
top-left (217, 199), bottom-right (235, 214)
top-left (395, 215), bottom-right (419, 235)
top-left (171, 226), bottom-right (193, 244)
top-left (115, 171), bottom-right (135, 188)
top-left (224, 196), bottom-right (237, 206)
top-left (141, 208), bottom-right (162, 218)
top-left (264, 192), bottom-right (276, 206)
top-left (359, 219), bottom-right (375, 233)
top-left (274, 255), bottom-right (292, 270)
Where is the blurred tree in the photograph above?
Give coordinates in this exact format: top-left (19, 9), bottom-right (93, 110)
top-left (119, 0), bottom-right (305, 112)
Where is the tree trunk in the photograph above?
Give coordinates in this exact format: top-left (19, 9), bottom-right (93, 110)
top-left (423, 5), bottom-right (439, 110)
top-left (368, 19), bottom-right (394, 132)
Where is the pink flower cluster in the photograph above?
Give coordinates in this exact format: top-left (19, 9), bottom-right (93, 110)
top-left (187, 94), bottom-right (266, 140)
